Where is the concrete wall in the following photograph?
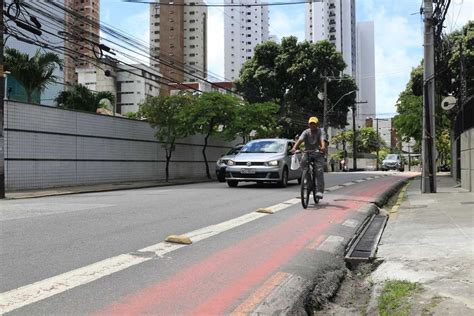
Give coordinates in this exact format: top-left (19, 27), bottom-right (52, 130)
top-left (4, 101), bottom-right (235, 191)
top-left (460, 127), bottom-right (474, 191)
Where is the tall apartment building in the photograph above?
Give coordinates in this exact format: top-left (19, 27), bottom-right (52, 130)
top-left (3, 0), bottom-right (65, 105)
top-left (150, 0), bottom-right (207, 94)
top-left (305, 0), bottom-right (356, 76)
top-left (224, 0), bottom-right (269, 81)
top-left (356, 21), bottom-right (375, 127)
top-left (64, 0), bottom-right (100, 85)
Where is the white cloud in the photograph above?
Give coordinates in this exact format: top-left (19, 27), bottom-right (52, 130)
top-left (269, 9), bottom-right (305, 41)
top-left (371, 8), bottom-right (424, 116)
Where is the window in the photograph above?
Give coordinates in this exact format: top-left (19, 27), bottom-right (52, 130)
top-left (246, 49), bottom-right (251, 52)
top-left (189, 28), bottom-right (196, 32)
top-left (189, 36), bottom-right (196, 40)
top-left (190, 11), bottom-right (195, 15)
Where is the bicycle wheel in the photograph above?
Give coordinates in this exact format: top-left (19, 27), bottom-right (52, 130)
top-left (300, 169), bottom-right (311, 209)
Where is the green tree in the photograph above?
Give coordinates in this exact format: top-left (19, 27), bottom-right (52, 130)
top-left (183, 92), bottom-right (239, 179)
top-left (139, 94), bottom-right (194, 181)
top-left (55, 84), bottom-right (115, 113)
top-left (224, 102), bottom-right (279, 143)
top-left (4, 48), bottom-right (62, 104)
top-left (332, 128), bottom-right (385, 154)
top-left (236, 37), bottom-right (356, 137)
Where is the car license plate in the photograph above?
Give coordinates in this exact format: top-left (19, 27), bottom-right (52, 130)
top-left (241, 169), bottom-right (256, 174)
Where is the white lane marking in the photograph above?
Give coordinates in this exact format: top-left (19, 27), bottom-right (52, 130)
top-left (342, 182), bottom-right (355, 186)
top-left (354, 179), bottom-right (365, 183)
top-left (342, 219), bottom-right (359, 228)
top-left (317, 235), bottom-right (345, 253)
top-left (325, 185), bottom-right (344, 192)
top-left (365, 177), bottom-right (375, 180)
top-left (0, 254), bottom-right (150, 314)
top-left (0, 198), bottom-right (300, 313)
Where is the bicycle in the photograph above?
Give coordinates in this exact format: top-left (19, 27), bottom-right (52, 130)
top-left (299, 150), bottom-right (324, 209)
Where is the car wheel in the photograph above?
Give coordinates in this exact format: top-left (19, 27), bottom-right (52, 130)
top-left (227, 180), bottom-right (238, 188)
top-left (278, 167), bottom-right (289, 188)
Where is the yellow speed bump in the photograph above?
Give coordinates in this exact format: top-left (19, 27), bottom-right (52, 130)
top-left (256, 208), bottom-right (274, 214)
top-left (165, 235), bottom-right (192, 244)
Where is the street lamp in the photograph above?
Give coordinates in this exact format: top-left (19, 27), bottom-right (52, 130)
top-left (327, 90), bottom-right (357, 114)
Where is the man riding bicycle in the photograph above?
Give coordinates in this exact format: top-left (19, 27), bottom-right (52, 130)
top-left (291, 116), bottom-right (326, 199)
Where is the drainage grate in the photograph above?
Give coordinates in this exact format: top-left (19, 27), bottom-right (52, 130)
top-left (345, 214), bottom-right (388, 263)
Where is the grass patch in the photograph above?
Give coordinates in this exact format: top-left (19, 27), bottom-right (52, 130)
top-left (378, 280), bottom-right (422, 316)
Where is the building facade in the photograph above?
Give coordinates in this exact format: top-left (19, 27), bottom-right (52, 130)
top-left (224, 0), bottom-right (269, 81)
top-left (77, 64), bottom-right (161, 114)
top-left (150, 0), bottom-right (207, 94)
top-left (64, 0), bottom-right (100, 85)
top-left (355, 21), bottom-right (376, 127)
top-left (305, 0), bottom-right (356, 76)
top-left (3, 0), bottom-right (65, 105)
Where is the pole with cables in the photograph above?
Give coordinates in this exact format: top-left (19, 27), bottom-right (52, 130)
top-left (422, 0), bottom-right (436, 193)
top-left (1, 0), bottom-right (6, 199)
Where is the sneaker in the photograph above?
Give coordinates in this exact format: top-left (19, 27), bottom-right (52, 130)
top-left (315, 192), bottom-right (323, 199)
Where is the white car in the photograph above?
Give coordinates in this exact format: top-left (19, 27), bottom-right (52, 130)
top-left (225, 139), bottom-right (302, 187)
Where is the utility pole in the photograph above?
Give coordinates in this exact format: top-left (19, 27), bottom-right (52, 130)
top-left (352, 104), bottom-right (357, 171)
top-left (323, 78), bottom-right (328, 140)
top-left (422, 0), bottom-right (436, 193)
top-left (1, 0), bottom-right (6, 199)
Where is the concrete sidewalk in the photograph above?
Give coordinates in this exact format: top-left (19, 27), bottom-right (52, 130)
top-left (370, 174), bottom-right (474, 314)
top-left (5, 178), bottom-right (213, 199)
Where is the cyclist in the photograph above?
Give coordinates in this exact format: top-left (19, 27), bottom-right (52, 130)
top-left (291, 116), bottom-right (326, 199)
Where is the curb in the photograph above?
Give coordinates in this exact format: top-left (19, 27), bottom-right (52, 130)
top-left (299, 177), bottom-right (416, 314)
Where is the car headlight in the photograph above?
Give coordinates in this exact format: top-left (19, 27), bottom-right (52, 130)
top-left (227, 160), bottom-right (235, 166)
top-left (266, 160), bottom-right (279, 166)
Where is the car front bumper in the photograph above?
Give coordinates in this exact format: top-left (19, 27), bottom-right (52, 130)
top-left (225, 166), bottom-right (282, 181)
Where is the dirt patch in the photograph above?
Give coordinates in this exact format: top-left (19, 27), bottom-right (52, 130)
top-left (311, 263), bottom-right (376, 315)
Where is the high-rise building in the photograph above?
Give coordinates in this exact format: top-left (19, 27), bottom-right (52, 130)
top-left (224, 0), bottom-right (269, 81)
top-left (150, 0), bottom-right (207, 94)
top-left (305, 0), bottom-right (356, 76)
top-left (3, 0), bottom-right (65, 105)
top-left (356, 21), bottom-right (375, 127)
top-left (64, 0), bottom-right (100, 85)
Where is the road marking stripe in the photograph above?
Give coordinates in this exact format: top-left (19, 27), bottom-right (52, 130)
top-left (306, 234), bottom-right (327, 250)
top-left (342, 182), bottom-right (355, 186)
top-left (230, 272), bottom-right (290, 315)
top-left (0, 198), bottom-right (301, 313)
top-left (354, 179), bottom-right (365, 183)
top-left (342, 219), bottom-right (359, 228)
top-left (0, 254), bottom-right (150, 314)
top-left (317, 235), bottom-right (345, 253)
top-left (325, 185), bottom-right (343, 192)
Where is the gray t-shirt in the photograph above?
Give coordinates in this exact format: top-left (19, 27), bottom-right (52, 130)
top-left (299, 128), bottom-right (323, 151)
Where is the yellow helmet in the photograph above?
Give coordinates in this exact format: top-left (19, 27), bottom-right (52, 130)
top-left (308, 116), bottom-right (319, 124)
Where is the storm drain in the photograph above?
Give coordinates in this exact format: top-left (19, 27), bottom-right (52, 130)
top-left (345, 214), bottom-right (388, 264)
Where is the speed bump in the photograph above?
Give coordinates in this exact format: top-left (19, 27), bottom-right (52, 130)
top-left (256, 208), bottom-right (274, 214)
top-left (165, 235), bottom-right (192, 244)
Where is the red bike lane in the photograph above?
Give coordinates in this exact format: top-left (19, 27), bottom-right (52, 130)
top-left (95, 175), bottom-right (411, 315)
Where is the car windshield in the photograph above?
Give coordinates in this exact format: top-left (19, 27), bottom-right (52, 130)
top-left (240, 140), bottom-right (286, 154)
top-left (386, 154), bottom-right (398, 160)
top-left (226, 147), bottom-right (242, 155)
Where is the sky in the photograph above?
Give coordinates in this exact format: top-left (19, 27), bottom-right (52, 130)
top-left (101, 0), bottom-right (474, 117)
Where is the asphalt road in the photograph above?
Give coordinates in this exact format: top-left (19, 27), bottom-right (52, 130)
top-left (0, 171), bottom-right (408, 315)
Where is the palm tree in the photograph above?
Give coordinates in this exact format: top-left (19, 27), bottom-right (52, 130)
top-left (55, 84), bottom-right (116, 113)
top-left (4, 48), bottom-right (63, 104)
